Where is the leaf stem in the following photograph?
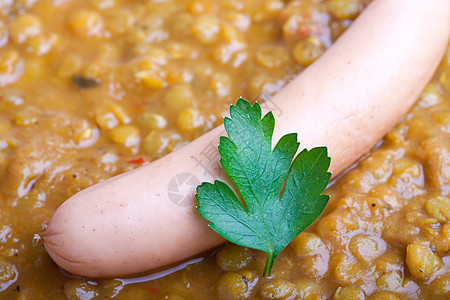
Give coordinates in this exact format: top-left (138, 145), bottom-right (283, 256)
top-left (263, 252), bottom-right (275, 277)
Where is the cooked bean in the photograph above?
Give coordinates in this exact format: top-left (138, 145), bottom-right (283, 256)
top-left (328, 0), bottom-right (362, 20)
top-left (291, 232), bottom-right (324, 256)
top-left (68, 10), bottom-right (104, 37)
top-left (191, 15), bottom-right (221, 44)
top-left (137, 113), bottom-right (167, 131)
top-left (256, 45), bottom-right (289, 69)
top-left (142, 131), bottom-right (182, 157)
top-left (333, 286), bottom-right (365, 300)
top-left (349, 234), bottom-right (384, 262)
top-left (425, 196), bottom-right (450, 222)
top-left (405, 244), bottom-right (443, 281)
top-left (215, 244), bottom-right (253, 272)
top-left (293, 37), bottom-right (325, 66)
top-left (216, 272), bottom-right (249, 300)
top-left (259, 279), bottom-right (297, 300)
top-left (109, 125), bottom-right (140, 148)
top-left (163, 84), bottom-right (195, 112)
top-left (296, 280), bottom-right (323, 300)
top-left (9, 14), bottom-right (42, 44)
top-left (376, 271), bottom-right (403, 292)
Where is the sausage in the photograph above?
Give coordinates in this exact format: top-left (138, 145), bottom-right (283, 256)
top-left (43, 0), bottom-right (450, 278)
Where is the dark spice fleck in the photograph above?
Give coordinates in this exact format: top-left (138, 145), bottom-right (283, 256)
top-left (371, 203), bottom-right (376, 207)
top-left (72, 74), bottom-right (100, 89)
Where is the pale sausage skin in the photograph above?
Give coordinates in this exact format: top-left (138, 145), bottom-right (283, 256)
top-left (44, 0), bottom-right (450, 278)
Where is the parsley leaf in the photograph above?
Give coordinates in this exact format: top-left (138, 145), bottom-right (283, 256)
top-left (195, 98), bottom-right (331, 277)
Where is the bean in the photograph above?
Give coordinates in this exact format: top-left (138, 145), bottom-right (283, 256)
top-left (137, 113), bottom-right (167, 131)
top-left (212, 42), bottom-right (247, 66)
top-left (220, 23), bottom-right (245, 44)
top-left (376, 271), bottom-right (403, 292)
top-left (215, 244), bottom-right (253, 272)
top-left (68, 10), bottom-right (104, 37)
top-left (250, 0), bottom-right (284, 22)
top-left (98, 279), bottom-right (123, 298)
top-left (418, 83), bottom-right (442, 108)
top-left (166, 66), bottom-right (194, 84)
top-left (57, 54), bottom-right (83, 78)
top-left (375, 252), bottom-right (403, 274)
top-left (95, 109), bottom-right (118, 130)
top-left (71, 119), bottom-right (96, 145)
top-left (210, 72), bottom-right (232, 98)
top-left (166, 42), bottom-right (193, 60)
top-left (259, 279), bottom-right (297, 300)
top-left (109, 125), bottom-right (140, 148)
top-left (12, 110), bottom-right (38, 126)
top-left (291, 232), bottom-right (324, 256)
top-left (293, 37), bottom-right (325, 66)
top-left (316, 207), bottom-right (360, 243)
top-left (26, 34), bottom-right (58, 56)
top-left (434, 111), bottom-right (450, 133)
top-left (256, 45), bottom-right (289, 69)
top-left (332, 254), bottom-right (365, 285)
top-left (0, 258), bottom-right (17, 282)
top-left (425, 196), bottom-right (450, 222)
top-left (0, 50), bottom-right (21, 75)
top-left (296, 280), bottom-right (323, 300)
top-left (106, 8), bottom-right (135, 35)
top-left (248, 75), bottom-right (285, 97)
top-left (392, 157), bottom-right (422, 179)
top-left (134, 69), bottom-right (167, 89)
top-left (216, 272), bottom-right (249, 300)
top-left (171, 13), bottom-right (194, 38)
top-left (405, 243), bottom-right (443, 281)
top-left (442, 223), bottom-right (450, 244)
top-left (419, 137), bottom-right (450, 191)
top-left (349, 234), bottom-right (383, 262)
top-left (191, 15), bottom-right (221, 44)
top-left (95, 102), bottom-right (129, 130)
top-left (142, 131), bottom-right (182, 158)
top-left (177, 108), bottom-right (205, 133)
top-left (223, 12), bottom-right (251, 31)
top-left (328, 0), bottom-right (362, 20)
top-left (163, 84), bottom-right (194, 112)
top-left (9, 14), bottom-right (42, 44)
top-left (333, 286), bottom-right (365, 300)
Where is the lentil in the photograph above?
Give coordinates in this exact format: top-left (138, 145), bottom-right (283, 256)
top-left (0, 0), bottom-right (449, 299)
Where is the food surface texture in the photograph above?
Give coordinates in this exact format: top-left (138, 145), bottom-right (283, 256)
top-left (0, 0), bottom-right (449, 299)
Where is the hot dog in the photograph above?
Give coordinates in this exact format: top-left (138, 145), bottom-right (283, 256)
top-left (43, 0), bottom-right (450, 278)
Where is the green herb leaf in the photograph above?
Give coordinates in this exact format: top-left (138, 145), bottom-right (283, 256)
top-left (195, 97), bottom-right (331, 277)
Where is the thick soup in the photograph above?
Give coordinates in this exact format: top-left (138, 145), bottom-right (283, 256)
top-left (0, 0), bottom-right (449, 299)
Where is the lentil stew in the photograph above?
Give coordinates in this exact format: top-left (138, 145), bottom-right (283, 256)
top-left (0, 0), bottom-right (449, 299)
